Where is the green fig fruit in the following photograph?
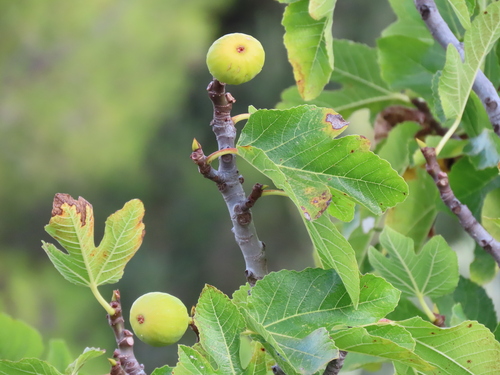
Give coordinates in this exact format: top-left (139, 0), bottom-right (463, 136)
top-left (130, 292), bottom-right (190, 347)
top-left (206, 33), bottom-right (265, 85)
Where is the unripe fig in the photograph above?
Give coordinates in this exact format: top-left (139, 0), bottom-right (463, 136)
top-left (130, 292), bottom-right (190, 347)
top-left (206, 33), bottom-right (265, 85)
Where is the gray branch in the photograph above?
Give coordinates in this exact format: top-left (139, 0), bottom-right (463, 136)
top-left (191, 79), bottom-right (267, 286)
top-left (323, 351), bottom-right (348, 375)
top-left (107, 290), bottom-right (146, 375)
top-left (414, 0), bottom-right (500, 136)
top-left (421, 147), bottom-right (500, 267)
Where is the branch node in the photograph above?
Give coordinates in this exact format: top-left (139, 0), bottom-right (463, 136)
top-left (419, 4), bottom-right (431, 19)
top-left (226, 92), bottom-right (236, 104)
top-left (245, 269), bottom-right (259, 286)
top-left (485, 97), bottom-right (498, 110)
top-left (234, 205), bottom-right (252, 226)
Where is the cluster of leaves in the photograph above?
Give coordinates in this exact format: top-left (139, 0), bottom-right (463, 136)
top-left (2, 0), bottom-right (500, 374)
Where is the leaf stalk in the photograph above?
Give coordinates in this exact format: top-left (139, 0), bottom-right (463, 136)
top-left (90, 283), bottom-right (115, 315)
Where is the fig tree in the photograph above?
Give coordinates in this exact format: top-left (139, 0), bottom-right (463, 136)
top-left (130, 292), bottom-right (190, 347)
top-left (206, 33), bottom-right (265, 85)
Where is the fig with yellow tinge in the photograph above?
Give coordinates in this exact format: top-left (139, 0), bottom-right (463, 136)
top-left (130, 292), bottom-right (190, 347)
top-left (206, 33), bottom-right (265, 85)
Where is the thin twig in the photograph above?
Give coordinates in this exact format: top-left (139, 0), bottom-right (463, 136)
top-left (414, 0), bottom-right (500, 136)
top-left (107, 290), bottom-right (146, 375)
top-left (239, 183), bottom-right (265, 212)
top-left (323, 351), bottom-right (348, 375)
top-left (192, 79), bottom-right (268, 286)
top-left (421, 147), bottom-right (500, 267)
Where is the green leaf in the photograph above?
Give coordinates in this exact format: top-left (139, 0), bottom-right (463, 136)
top-left (331, 324), bottom-right (434, 371)
top-left (383, 0), bottom-right (434, 43)
top-left (452, 277), bottom-right (497, 331)
top-left (478, 187), bottom-right (500, 282)
top-left (174, 345), bottom-right (217, 375)
top-left (378, 36), bottom-right (445, 104)
top-left (376, 121), bottom-right (421, 175)
top-left (413, 135), bottom-right (468, 166)
top-left (482, 188), bottom-right (500, 240)
top-left (194, 285), bottom-right (246, 374)
top-left (46, 339), bottom-right (72, 373)
top-left (0, 359), bottom-right (62, 375)
top-left (278, 40), bottom-right (409, 119)
top-left (446, 0), bottom-right (472, 29)
top-left (308, 0), bottom-right (337, 20)
top-left (461, 92), bottom-right (490, 138)
top-left (237, 106), bottom-right (408, 220)
top-left (448, 156), bottom-right (500, 219)
top-left (469, 244), bottom-right (497, 285)
top-left (304, 214), bottom-right (360, 308)
top-left (439, 2), bottom-right (500, 123)
top-left (450, 303), bottom-right (467, 326)
top-left (234, 269), bottom-right (400, 375)
top-left (465, 128), bottom-right (500, 170)
top-left (42, 194), bottom-right (145, 288)
top-left (397, 317), bottom-right (500, 374)
top-left (393, 362), bottom-right (418, 375)
top-left (151, 365), bottom-right (174, 375)
top-left (385, 168), bottom-right (438, 251)
top-left (485, 41), bottom-right (500, 88)
top-left (437, 0), bottom-right (468, 39)
top-left (282, 0), bottom-right (334, 100)
top-left (243, 341), bottom-right (271, 375)
top-left (64, 347), bottom-right (105, 375)
top-left (386, 299), bottom-right (428, 322)
top-left (346, 209), bottom-right (376, 274)
top-left (341, 353), bottom-right (386, 373)
top-left (368, 227), bottom-right (459, 298)
top-left (0, 313), bottom-right (43, 361)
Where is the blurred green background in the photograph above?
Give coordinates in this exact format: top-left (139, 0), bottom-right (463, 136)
top-left (0, 0), bottom-right (393, 373)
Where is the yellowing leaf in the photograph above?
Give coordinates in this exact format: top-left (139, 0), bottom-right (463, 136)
top-left (42, 194), bottom-right (145, 288)
top-left (283, 0), bottom-right (334, 100)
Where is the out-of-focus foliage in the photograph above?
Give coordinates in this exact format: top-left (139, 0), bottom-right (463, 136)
top-left (0, 0), bottom-right (401, 373)
top-left (0, 0), bottom-right (232, 372)
top-left (0, 0), bottom-right (227, 210)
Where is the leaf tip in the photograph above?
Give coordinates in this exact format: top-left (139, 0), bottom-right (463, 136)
top-left (51, 193), bottom-right (92, 227)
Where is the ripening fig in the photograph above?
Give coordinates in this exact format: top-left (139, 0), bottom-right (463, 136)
top-left (206, 33), bottom-right (265, 85)
top-left (130, 292), bottom-right (190, 347)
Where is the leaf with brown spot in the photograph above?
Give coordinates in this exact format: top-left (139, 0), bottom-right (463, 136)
top-left (237, 105), bottom-right (408, 221)
top-left (397, 317), bottom-right (500, 374)
top-left (42, 194), bottom-right (145, 287)
top-left (283, 0), bottom-right (334, 101)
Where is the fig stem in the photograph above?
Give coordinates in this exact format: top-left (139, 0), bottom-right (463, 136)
top-left (261, 189), bottom-right (288, 197)
top-left (206, 148), bottom-right (239, 164)
top-left (232, 113), bottom-right (251, 124)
